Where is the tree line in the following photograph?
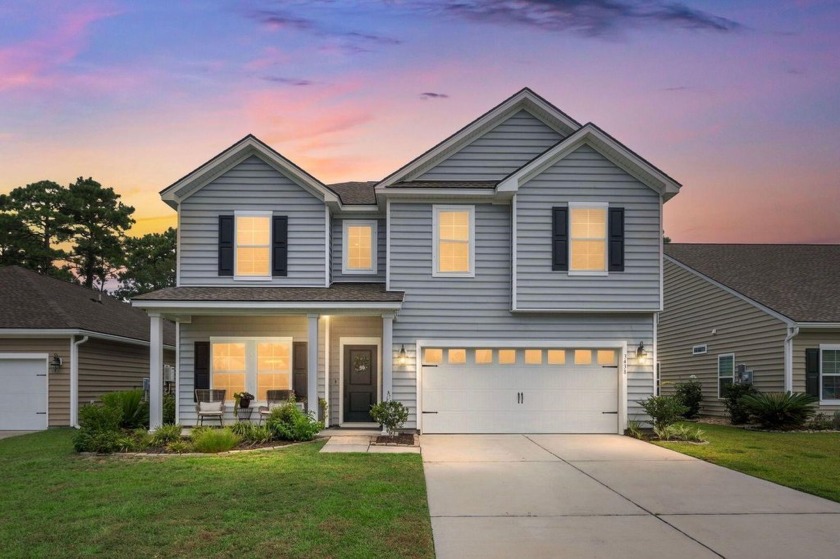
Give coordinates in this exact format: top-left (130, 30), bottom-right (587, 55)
top-left (0, 178), bottom-right (175, 299)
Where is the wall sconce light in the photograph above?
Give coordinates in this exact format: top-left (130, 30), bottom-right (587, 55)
top-left (636, 341), bottom-right (647, 359)
top-left (50, 353), bottom-right (63, 373)
top-left (397, 344), bottom-right (407, 367)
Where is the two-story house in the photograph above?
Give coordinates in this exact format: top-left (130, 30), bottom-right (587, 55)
top-left (133, 88), bottom-right (681, 434)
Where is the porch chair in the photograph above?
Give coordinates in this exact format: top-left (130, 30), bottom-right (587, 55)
top-left (258, 390), bottom-right (296, 425)
top-left (195, 389), bottom-right (226, 427)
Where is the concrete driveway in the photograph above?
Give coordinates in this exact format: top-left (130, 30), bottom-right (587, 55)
top-left (0, 430), bottom-right (36, 440)
top-left (422, 434), bottom-right (840, 559)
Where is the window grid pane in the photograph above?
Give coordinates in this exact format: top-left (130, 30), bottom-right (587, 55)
top-left (236, 215), bottom-right (271, 276)
top-left (212, 342), bottom-right (247, 399)
top-left (547, 350), bottom-right (566, 365)
top-left (437, 209), bottom-right (471, 273)
top-left (597, 350), bottom-right (617, 366)
top-left (347, 225), bottom-right (373, 270)
top-left (823, 349), bottom-right (840, 400)
top-left (499, 349), bottom-right (516, 365)
top-left (525, 349), bottom-right (543, 365)
top-left (569, 207), bottom-right (607, 272)
top-left (424, 348), bottom-right (442, 365)
top-left (448, 349), bottom-right (466, 365)
top-left (475, 349), bottom-right (493, 364)
top-left (574, 349), bottom-right (593, 365)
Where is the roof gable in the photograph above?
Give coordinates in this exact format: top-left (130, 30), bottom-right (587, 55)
top-left (497, 123), bottom-right (681, 200)
top-left (160, 135), bottom-right (339, 209)
top-left (377, 88), bottom-right (581, 189)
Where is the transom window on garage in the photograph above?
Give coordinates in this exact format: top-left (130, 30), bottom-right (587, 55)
top-left (418, 347), bottom-right (620, 368)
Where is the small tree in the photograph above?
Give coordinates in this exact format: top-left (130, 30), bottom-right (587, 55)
top-left (723, 383), bottom-right (757, 425)
top-left (370, 400), bottom-right (409, 436)
top-left (674, 377), bottom-right (703, 419)
top-left (637, 395), bottom-right (687, 430)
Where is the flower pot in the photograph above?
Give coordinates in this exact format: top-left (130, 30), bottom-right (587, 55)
top-left (240, 399), bottom-right (251, 409)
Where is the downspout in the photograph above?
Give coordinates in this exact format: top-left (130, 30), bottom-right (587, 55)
top-left (70, 335), bottom-right (90, 428)
top-left (784, 326), bottom-right (799, 393)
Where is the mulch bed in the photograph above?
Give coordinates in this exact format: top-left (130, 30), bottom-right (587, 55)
top-left (372, 433), bottom-right (417, 446)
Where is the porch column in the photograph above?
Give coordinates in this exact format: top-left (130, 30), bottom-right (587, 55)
top-left (307, 314), bottom-right (319, 415)
top-left (149, 313), bottom-right (164, 431)
top-left (382, 314), bottom-right (394, 400)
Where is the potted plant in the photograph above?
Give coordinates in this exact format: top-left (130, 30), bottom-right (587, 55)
top-left (234, 392), bottom-right (255, 409)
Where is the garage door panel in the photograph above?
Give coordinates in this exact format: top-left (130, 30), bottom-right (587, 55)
top-left (0, 358), bottom-right (48, 431)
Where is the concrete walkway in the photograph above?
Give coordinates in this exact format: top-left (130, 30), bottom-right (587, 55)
top-left (0, 430), bottom-right (36, 440)
top-left (422, 434), bottom-right (840, 559)
top-left (320, 434), bottom-right (420, 454)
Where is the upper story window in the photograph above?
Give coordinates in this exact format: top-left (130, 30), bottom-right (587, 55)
top-left (433, 205), bottom-right (475, 277)
top-left (236, 213), bottom-right (271, 278)
top-left (342, 220), bottom-right (377, 274)
top-left (569, 203), bottom-right (607, 274)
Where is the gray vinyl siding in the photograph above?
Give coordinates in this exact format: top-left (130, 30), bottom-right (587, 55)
top-left (659, 260), bottom-right (787, 417)
top-left (179, 155), bottom-right (327, 286)
top-left (178, 316), bottom-right (326, 426)
top-left (331, 218), bottom-right (386, 283)
top-left (389, 202), bottom-right (655, 429)
top-left (516, 144), bottom-right (661, 311)
top-left (0, 337), bottom-right (70, 427)
top-left (416, 110), bottom-right (563, 181)
top-left (793, 329), bottom-right (840, 413)
top-left (327, 316), bottom-right (382, 426)
top-left (78, 339), bottom-right (174, 406)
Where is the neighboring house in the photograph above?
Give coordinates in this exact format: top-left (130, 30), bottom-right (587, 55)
top-left (660, 244), bottom-right (840, 416)
top-left (0, 266), bottom-right (175, 430)
top-left (133, 88), bottom-right (681, 434)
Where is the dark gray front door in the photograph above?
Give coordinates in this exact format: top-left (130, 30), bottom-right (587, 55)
top-left (343, 346), bottom-right (377, 422)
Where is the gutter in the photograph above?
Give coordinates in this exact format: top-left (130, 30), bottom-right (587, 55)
top-left (70, 335), bottom-right (89, 428)
top-left (784, 326), bottom-right (800, 393)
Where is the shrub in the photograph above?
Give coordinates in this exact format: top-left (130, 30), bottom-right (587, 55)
top-left (101, 389), bottom-right (149, 429)
top-left (674, 378), bottom-right (703, 419)
top-left (78, 403), bottom-right (122, 433)
top-left (230, 422), bottom-right (272, 444)
top-left (625, 419), bottom-right (644, 439)
top-left (266, 403), bottom-right (322, 441)
top-left (637, 395), bottom-right (687, 429)
top-left (742, 392), bottom-right (818, 430)
top-left (163, 393), bottom-right (176, 425)
top-left (834, 411), bottom-right (840, 430)
top-left (370, 400), bottom-right (409, 436)
top-left (167, 440), bottom-right (194, 454)
top-left (151, 423), bottom-right (183, 446)
top-left (723, 383), bottom-right (757, 425)
top-left (73, 429), bottom-right (123, 453)
top-left (190, 427), bottom-right (241, 453)
top-left (807, 413), bottom-right (834, 431)
top-left (654, 423), bottom-right (706, 442)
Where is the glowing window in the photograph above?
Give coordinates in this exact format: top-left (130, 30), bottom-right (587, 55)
top-left (597, 350), bottom-right (617, 366)
top-left (570, 206), bottom-right (607, 272)
top-left (343, 221), bottom-right (377, 273)
top-left (475, 349), bottom-right (493, 364)
top-left (435, 206), bottom-right (473, 275)
top-left (547, 350), bottom-right (566, 365)
top-left (211, 343), bottom-right (246, 397)
top-left (211, 338), bottom-right (293, 402)
top-left (525, 349), bottom-right (543, 365)
top-left (499, 349), bottom-right (516, 365)
top-left (424, 348), bottom-right (442, 365)
top-left (236, 214), bottom-right (271, 277)
top-left (574, 350), bottom-right (593, 365)
top-left (257, 342), bottom-right (291, 400)
top-left (448, 349), bottom-right (466, 364)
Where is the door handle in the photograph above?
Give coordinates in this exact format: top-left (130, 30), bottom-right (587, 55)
top-left (521, 392), bottom-right (525, 404)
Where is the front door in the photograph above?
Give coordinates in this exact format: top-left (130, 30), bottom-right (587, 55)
top-left (343, 345), bottom-right (377, 423)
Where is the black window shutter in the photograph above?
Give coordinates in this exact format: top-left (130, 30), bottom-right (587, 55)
top-left (272, 216), bottom-right (288, 277)
top-left (608, 207), bottom-right (625, 272)
top-left (218, 215), bottom-right (234, 276)
top-left (552, 207), bottom-right (568, 271)
top-left (805, 348), bottom-right (820, 398)
top-left (194, 341), bottom-right (210, 401)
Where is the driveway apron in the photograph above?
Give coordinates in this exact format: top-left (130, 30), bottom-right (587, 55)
top-left (421, 434), bottom-right (840, 559)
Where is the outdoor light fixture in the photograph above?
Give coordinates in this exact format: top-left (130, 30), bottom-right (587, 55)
top-left (397, 344), bottom-right (407, 366)
top-left (636, 341), bottom-right (647, 359)
top-left (49, 353), bottom-right (63, 373)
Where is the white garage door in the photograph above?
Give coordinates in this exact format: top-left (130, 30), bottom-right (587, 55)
top-left (421, 347), bottom-right (620, 434)
top-left (0, 357), bottom-right (48, 430)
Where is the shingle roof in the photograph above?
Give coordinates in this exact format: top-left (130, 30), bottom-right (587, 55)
top-left (0, 266), bottom-right (175, 344)
top-left (665, 244), bottom-right (840, 323)
top-left (388, 181), bottom-right (498, 189)
top-left (134, 283), bottom-right (404, 303)
top-left (327, 181), bottom-right (378, 205)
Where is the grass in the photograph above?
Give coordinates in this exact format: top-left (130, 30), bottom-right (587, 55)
top-left (654, 422), bottom-right (840, 502)
top-left (0, 430), bottom-right (434, 559)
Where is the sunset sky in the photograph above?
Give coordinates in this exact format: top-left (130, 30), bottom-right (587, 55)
top-left (1, 1), bottom-right (838, 242)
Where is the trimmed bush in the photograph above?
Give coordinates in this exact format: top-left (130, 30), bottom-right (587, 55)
top-left (167, 440), bottom-right (193, 454)
top-left (230, 422), bottom-right (272, 444)
top-left (723, 383), bottom-right (757, 425)
top-left (266, 403), bottom-right (322, 442)
top-left (742, 392), bottom-right (818, 430)
top-left (674, 378), bottom-right (702, 419)
top-left (191, 428), bottom-right (241, 453)
top-left (163, 393), bottom-right (176, 425)
top-left (654, 423), bottom-right (706, 442)
top-left (370, 400), bottom-right (409, 436)
top-left (151, 424), bottom-right (183, 446)
top-left (637, 395), bottom-right (687, 429)
top-left (73, 403), bottom-right (123, 453)
top-left (101, 389), bottom-right (149, 429)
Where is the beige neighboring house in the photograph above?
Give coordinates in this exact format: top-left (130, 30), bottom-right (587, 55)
top-left (0, 266), bottom-right (175, 430)
top-left (660, 244), bottom-right (840, 417)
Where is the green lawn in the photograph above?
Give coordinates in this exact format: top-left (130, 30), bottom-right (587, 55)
top-left (654, 422), bottom-right (840, 502)
top-left (0, 430), bottom-right (434, 559)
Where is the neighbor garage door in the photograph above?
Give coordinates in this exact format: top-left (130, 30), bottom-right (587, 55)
top-left (421, 347), bottom-right (620, 434)
top-left (0, 357), bottom-right (48, 430)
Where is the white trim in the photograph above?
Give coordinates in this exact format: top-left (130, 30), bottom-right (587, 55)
top-left (0, 352), bottom-right (49, 359)
top-left (307, 315), bottom-right (319, 414)
top-left (380, 188), bottom-right (498, 199)
top-left (324, 316), bottom-right (330, 426)
top-left (783, 326), bottom-right (799, 392)
top-left (510, 308), bottom-right (661, 314)
top-left (797, 322), bottom-right (840, 329)
top-left (341, 220), bottom-right (378, 275)
top-left (70, 335), bottom-right (89, 428)
top-left (665, 256), bottom-right (796, 327)
top-left (132, 301), bottom-right (402, 312)
top-left (511, 193), bottom-right (518, 311)
top-left (717, 353), bottom-right (735, 399)
top-left (209, 336), bottom-right (295, 403)
top-left (176, 210), bottom-right (182, 287)
top-left (819, 344), bottom-right (840, 405)
top-left (432, 204), bottom-right (476, 278)
top-left (386, 200), bottom-right (391, 291)
top-left (338, 336), bottom-right (382, 427)
top-left (568, 202), bottom-right (609, 275)
top-left (0, 329), bottom-right (175, 350)
top-left (175, 320), bottom-right (181, 424)
top-left (0, 353), bottom-right (49, 430)
top-left (659, 196), bottom-right (664, 311)
top-left (325, 207), bottom-right (330, 287)
top-left (692, 344), bottom-right (709, 355)
top-left (652, 313), bottom-right (659, 403)
top-left (233, 210), bottom-right (273, 282)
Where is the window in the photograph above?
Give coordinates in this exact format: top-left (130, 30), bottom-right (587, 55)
top-left (718, 353), bottom-right (735, 398)
top-left (433, 205), bottom-right (474, 277)
top-left (547, 350), bottom-right (566, 365)
top-left (423, 348), bottom-right (442, 365)
top-left (597, 350), bottom-right (617, 366)
top-left (525, 349), bottom-right (543, 365)
top-left (448, 349), bottom-right (466, 364)
top-left (342, 220), bottom-right (377, 274)
top-left (235, 213), bottom-right (271, 278)
top-left (475, 349), bottom-right (493, 364)
top-left (499, 349), bottom-right (516, 365)
top-left (211, 338), bottom-right (292, 401)
top-left (569, 204), bottom-right (607, 273)
top-left (574, 350), bottom-right (593, 365)
top-left (821, 346), bottom-right (840, 401)
top-left (692, 344), bottom-right (708, 355)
